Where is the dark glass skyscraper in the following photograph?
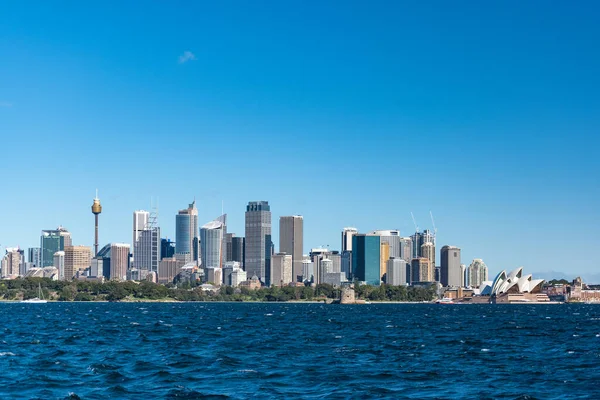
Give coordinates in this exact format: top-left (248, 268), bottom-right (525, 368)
top-left (161, 238), bottom-right (176, 259)
top-left (352, 234), bottom-right (381, 286)
top-left (244, 201), bottom-right (271, 285)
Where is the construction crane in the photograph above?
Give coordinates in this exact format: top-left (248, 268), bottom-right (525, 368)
top-left (430, 211), bottom-right (437, 245)
top-left (411, 212), bottom-right (419, 233)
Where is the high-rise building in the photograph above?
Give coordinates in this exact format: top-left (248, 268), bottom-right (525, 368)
top-left (110, 243), bottom-right (130, 281)
top-left (341, 227), bottom-right (358, 252)
top-left (371, 230), bottom-right (401, 258)
top-left (244, 201), bottom-right (272, 285)
top-left (341, 250), bottom-right (352, 281)
top-left (320, 258), bottom-right (333, 284)
top-left (1, 248), bottom-right (22, 277)
top-left (352, 234), bottom-right (381, 285)
top-left (53, 251), bottom-right (65, 279)
top-left (310, 248), bottom-right (331, 285)
top-left (411, 257), bottom-right (431, 283)
top-left (380, 242), bottom-right (390, 281)
top-left (232, 236), bottom-right (245, 268)
top-left (133, 210), bottom-right (150, 262)
top-left (28, 247), bottom-right (41, 267)
top-left (421, 242), bottom-right (436, 282)
top-left (161, 238), bottom-right (176, 259)
top-left (468, 259), bottom-right (488, 288)
top-left (400, 237), bottom-right (413, 264)
top-left (223, 233), bottom-right (235, 262)
top-left (175, 201), bottom-right (199, 263)
top-left (302, 256), bottom-right (314, 283)
top-left (387, 257), bottom-right (407, 285)
top-left (200, 217), bottom-right (225, 268)
top-left (40, 227), bottom-right (70, 267)
top-left (440, 245), bottom-right (462, 287)
top-left (64, 245), bottom-right (91, 280)
top-left (230, 266), bottom-right (247, 287)
top-left (133, 226), bottom-right (161, 274)
top-left (271, 253), bottom-right (292, 287)
top-left (91, 191), bottom-right (102, 256)
top-left (279, 216), bottom-right (303, 283)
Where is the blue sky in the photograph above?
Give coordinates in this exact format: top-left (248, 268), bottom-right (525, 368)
top-left (1, 1), bottom-right (599, 279)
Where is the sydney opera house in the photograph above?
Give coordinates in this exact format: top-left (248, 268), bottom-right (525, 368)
top-left (477, 267), bottom-right (550, 303)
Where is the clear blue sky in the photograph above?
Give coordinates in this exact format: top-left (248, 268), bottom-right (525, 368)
top-left (1, 1), bottom-right (599, 279)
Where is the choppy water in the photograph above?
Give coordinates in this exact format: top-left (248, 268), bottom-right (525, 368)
top-left (0, 302), bottom-right (599, 399)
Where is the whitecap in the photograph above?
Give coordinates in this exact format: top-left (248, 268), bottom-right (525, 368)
top-left (568, 351), bottom-right (575, 354)
top-left (481, 349), bottom-right (490, 352)
top-left (238, 369), bottom-right (258, 373)
top-left (0, 352), bottom-right (15, 357)
top-left (335, 336), bottom-right (342, 339)
top-left (386, 325), bottom-right (394, 328)
top-left (265, 313), bottom-right (273, 316)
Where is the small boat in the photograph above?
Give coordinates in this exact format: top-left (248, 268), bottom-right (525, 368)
top-left (21, 283), bottom-right (48, 304)
top-left (436, 298), bottom-right (455, 304)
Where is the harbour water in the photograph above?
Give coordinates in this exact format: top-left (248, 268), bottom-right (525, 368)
top-left (0, 302), bottom-right (599, 399)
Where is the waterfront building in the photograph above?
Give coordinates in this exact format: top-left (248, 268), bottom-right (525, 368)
top-left (481, 267), bottom-right (547, 303)
top-left (342, 227), bottom-right (358, 252)
top-left (64, 245), bottom-right (91, 280)
top-left (411, 257), bottom-right (431, 283)
top-left (231, 236), bottom-right (245, 268)
top-left (440, 245), bottom-right (462, 287)
top-left (468, 259), bottom-right (488, 288)
top-left (28, 247), bottom-right (41, 267)
top-left (244, 201), bottom-right (272, 285)
top-left (352, 234), bottom-right (381, 285)
top-left (320, 258), bottom-right (333, 284)
top-left (279, 216), bottom-right (304, 283)
top-left (200, 217), bottom-right (225, 268)
top-left (1, 248), bottom-right (22, 277)
top-left (271, 253), bottom-right (293, 287)
top-left (387, 257), bottom-right (408, 285)
top-left (309, 248), bottom-right (330, 284)
top-left (175, 201), bottom-right (199, 263)
top-left (222, 261), bottom-right (240, 286)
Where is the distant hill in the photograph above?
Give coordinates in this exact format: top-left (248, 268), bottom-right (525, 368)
top-left (532, 271), bottom-right (600, 285)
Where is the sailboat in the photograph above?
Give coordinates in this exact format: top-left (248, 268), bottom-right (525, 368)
top-left (21, 283), bottom-right (48, 303)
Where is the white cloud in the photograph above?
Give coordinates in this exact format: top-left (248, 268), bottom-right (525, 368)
top-left (178, 51), bottom-right (196, 64)
top-left (0, 101), bottom-right (12, 107)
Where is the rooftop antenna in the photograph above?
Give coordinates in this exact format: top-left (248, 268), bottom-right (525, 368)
top-left (411, 212), bottom-right (419, 233)
top-left (430, 210), bottom-right (437, 246)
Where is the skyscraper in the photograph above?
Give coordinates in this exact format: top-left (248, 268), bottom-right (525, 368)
top-left (244, 201), bottom-right (272, 284)
top-left (411, 257), bottom-right (431, 283)
top-left (341, 227), bottom-right (358, 252)
top-left (271, 253), bottom-right (292, 287)
top-left (64, 245), bottom-right (91, 280)
top-left (468, 259), bottom-right (488, 288)
top-left (232, 236), bottom-right (245, 268)
top-left (53, 251), bottom-right (65, 279)
top-left (279, 216), bottom-right (304, 283)
top-left (175, 200), bottom-right (199, 263)
top-left (441, 245), bottom-right (462, 287)
top-left (421, 242), bottom-right (436, 282)
top-left (223, 233), bottom-right (235, 262)
top-left (133, 210), bottom-right (149, 262)
top-left (41, 227), bottom-right (69, 267)
top-left (110, 243), bottom-right (130, 281)
top-left (200, 217), bottom-right (225, 268)
top-left (371, 230), bottom-right (401, 258)
top-left (400, 237), bottom-right (413, 264)
top-left (352, 234), bottom-right (381, 285)
top-left (28, 247), bottom-right (41, 267)
top-left (387, 257), bottom-right (408, 285)
top-left (133, 225), bottom-right (161, 274)
top-left (161, 238), bottom-right (176, 259)
top-left (1, 248), bottom-right (22, 277)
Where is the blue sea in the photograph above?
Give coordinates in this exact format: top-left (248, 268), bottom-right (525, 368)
top-left (0, 302), bottom-right (599, 399)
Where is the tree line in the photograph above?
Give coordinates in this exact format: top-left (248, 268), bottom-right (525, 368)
top-left (0, 278), bottom-right (436, 302)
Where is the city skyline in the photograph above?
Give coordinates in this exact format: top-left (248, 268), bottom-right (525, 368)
top-left (1, 2), bottom-right (599, 280)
